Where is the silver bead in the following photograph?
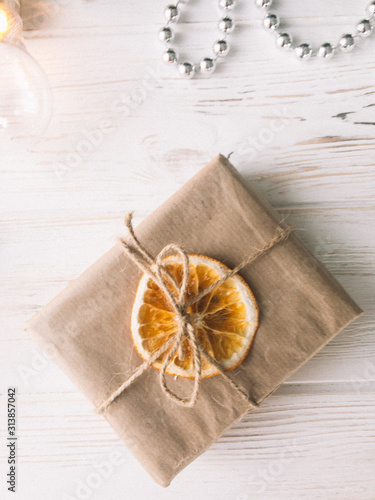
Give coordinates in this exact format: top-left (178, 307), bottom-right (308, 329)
top-left (295, 43), bottom-right (312, 60)
top-left (213, 39), bottom-right (229, 56)
top-left (179, 62), bottom-right (195, 79)
top-left (199, 57), bottom-right (216, 73)
top-left (159, 27), bottom-right (174, 43)
top-left (255, 0), bottom-right (272, 8)
top-left (164, 5), bottom-right (180, 22)
top-left (356, 19), bottom-right (373, 38)
top-left (276, 32), bottom-right (292, 49)
top-left (219, 17), bottom-right (235, 33)
top-left (368, 1), bottom-right (375, 16)
top-left (163, 48), bottom-right (178, 64)
top-left (219, 0), bottom-right (236, 10)
top-left (339, 34), bottom-right (355, 52)
top-left (317, 43), bottom-right (334, 59)
top-left (263, 14), bottom-right (279, 30)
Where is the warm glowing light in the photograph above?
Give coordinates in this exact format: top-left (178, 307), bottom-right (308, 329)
top-left (0, 4), bottom-right (23, 43)
top-left (0, 10), bottom-right (8, 34)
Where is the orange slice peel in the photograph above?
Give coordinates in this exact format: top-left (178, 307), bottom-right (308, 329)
top-left (131, 254), bottom-right (259, 379)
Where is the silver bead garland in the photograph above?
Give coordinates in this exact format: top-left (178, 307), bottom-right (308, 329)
top-left (159, 0), bottom-right (236, 78)
top-left (257, 0), bottom-right (375, 60)
top-left (159, 0), bottom-right (375, 79)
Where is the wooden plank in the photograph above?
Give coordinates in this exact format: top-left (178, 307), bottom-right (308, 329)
top-left (7, 0), bottom-right (373, 213)
top-left (0, 391), bottom-right (374, 499)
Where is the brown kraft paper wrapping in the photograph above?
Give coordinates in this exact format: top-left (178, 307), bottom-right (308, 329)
top-left (25, 154), bottom-right (363, 487)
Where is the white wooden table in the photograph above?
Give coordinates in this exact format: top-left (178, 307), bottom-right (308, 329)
top-left (1, 1), bottom-right (375, 498)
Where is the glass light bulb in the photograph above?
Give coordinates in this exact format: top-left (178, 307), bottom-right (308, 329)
top-left (0, 2), bottom-right (52, 148)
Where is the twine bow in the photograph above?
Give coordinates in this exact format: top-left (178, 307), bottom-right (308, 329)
top-left (96, 213), bottom-right (293, 413)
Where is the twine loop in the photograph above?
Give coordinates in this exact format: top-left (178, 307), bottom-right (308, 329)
top-left (96, 213), bottom-right (293, 414)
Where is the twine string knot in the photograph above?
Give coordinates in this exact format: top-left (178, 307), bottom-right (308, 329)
top-left (96, 213), bottom-right (293, 414)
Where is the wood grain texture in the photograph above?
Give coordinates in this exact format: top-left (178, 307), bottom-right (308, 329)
top-left (0, 391), bottom-right (374, 500)
top-left (1, 0), bottom-right (374, 498)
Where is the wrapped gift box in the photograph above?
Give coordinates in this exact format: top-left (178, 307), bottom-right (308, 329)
top-left (25, 154), bottom-right (362, 486)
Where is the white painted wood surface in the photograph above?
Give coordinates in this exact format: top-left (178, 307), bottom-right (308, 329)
top-left (1, 0), bottom-right (375, 498)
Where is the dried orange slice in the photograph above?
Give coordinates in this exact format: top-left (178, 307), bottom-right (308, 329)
top-left (131, 254), bottom-right (259, 378)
